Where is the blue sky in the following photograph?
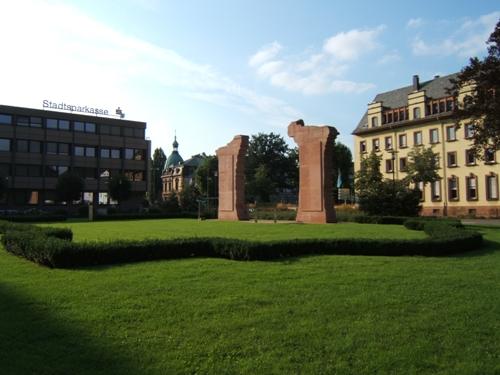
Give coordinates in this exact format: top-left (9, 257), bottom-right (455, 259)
top-left (0, 0), bottom-right (498, 160)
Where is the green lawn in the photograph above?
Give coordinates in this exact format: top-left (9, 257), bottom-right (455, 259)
top-left (43, 218), bottom-right (427, 242)
top-left (1, 221), bottom-right (499, 374)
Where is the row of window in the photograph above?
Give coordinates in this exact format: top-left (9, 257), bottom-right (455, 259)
top-left (0, 113), bottom-right (144, 138)
top-left (361, 125), bottom-right (481, 153)
top-left (5, 190), bottom-right (117, 206)
top-left (419, 174), bottom-right (499, 202)
top-left (0, 164), bottom-right (145, 180)
top-left (0, 138), bottom-right (145, 160)
top-left (384, 149), bottom-right (497, 174)
top-left (372, 98), bottom-right (455, 127)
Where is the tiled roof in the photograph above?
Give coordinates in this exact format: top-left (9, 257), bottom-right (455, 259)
top-left (353, 73), bottom-right (458, 135)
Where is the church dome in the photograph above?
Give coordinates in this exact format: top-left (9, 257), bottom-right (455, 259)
top-left (164, 136), bottom-right (184, 171)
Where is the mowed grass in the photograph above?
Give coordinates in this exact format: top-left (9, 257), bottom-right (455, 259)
top-left (0, 221), bottom-right (499, 374)
top-left (43, 218), bottom-right (427, 242)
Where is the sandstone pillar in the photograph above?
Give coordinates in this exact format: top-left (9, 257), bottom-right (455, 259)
top-left (288, 120), bottom-right (338, 223)
top-left (216, 135), bottom-right (249, 221)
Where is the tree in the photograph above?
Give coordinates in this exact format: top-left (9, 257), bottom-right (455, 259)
top-left (151, 148), bottom-right (166, 202)
top-left (449, 18), bottom-right (500, 157)
top-left (161, 192), bottom-right (180, 213)
top-left (354, 152), bottom-right (420, 216)
top-left (108, 174), bottom-right (132, 205)
top-left (178, 184), bottom-right (200, 212)
top-left (246, 164), bottom-right (276, 203)
top-left (56, 171), bottom-right (84, 204)
top-left (332, 142), bottom-right (354, 189)
top-left (404, 146), bottom-right (440, 186)
top-left (195, 155), bottom-right (218, 198)
top-left (246, 132), bottom-right (297, 201)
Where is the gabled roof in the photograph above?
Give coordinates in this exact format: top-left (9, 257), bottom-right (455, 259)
top-left (353, 73), bottom-right (458, 135)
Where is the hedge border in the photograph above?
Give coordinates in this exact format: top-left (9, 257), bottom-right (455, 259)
top-left (0, 220), bottom-right (483, 269)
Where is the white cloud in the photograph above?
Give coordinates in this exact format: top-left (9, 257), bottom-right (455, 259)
top-left (323, 25), bottom-right (385, 61)
top-left (377, 51), bottom-right (402, 65)
top-left (407, 18), bottom-right (423, 28)
top-left (248, 26), bottom-right (383, 95)
top-left (412, 11), bottom-right (500, 57)
top-left (248, 42), bottom-right (283, 67)
top-left (0, 1), bottom-right (303, 152)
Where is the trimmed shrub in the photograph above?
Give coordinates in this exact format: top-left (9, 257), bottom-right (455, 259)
top-left (404, 217), bottom-right (463, 231)
top-left (0, 220), bottom-right (483, 269)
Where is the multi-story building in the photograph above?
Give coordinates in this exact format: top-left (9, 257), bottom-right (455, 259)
top-left (161, 137), bottom-right (205, 198)
top-left (353, 74), bottom-right (499, 218)
top-left (0, 104), bottom-right (150, 209)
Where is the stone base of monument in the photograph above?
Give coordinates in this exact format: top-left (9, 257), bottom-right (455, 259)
top-left (296, 210), bottom-right (336, 224)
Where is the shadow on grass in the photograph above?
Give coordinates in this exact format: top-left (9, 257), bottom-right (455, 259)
top-left (0, 284), bottom-right (139, 375)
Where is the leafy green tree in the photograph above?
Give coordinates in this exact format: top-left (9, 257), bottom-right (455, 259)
top-left (161, 192), bottom-right (180, 213)
top-left (178, 184), bottom-right (200, 212)
top-left (151, 148), bottom-right (166, 202)
top-left (195, 155), bottom-right (218, 197)
top-left (355, 152), bottom-right (420, 216)
top-left (332, 142), bottom-right (354, 189)
top-left (56, 172), bottom-right (84, 204)
top-left (449, 18), bottom-right (500, 157)
top-left (247, 164), bottom-right (276, 203)
top-left (246, 132), bottom-right (297, 201)
top-left (108, 174), bottom-right (132, 205)
top-left (404, 146), bottom-right (440, 186)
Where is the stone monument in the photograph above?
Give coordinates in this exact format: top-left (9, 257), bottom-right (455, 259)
top-left (288, 119), bottom-right (338, 223)
top-left (216, 135), bottom-right (249, 221)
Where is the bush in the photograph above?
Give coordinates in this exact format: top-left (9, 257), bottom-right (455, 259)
top-left (0, 220), bottom-right (482, 269)
top-left (404, 217), bottom-right (463, 231)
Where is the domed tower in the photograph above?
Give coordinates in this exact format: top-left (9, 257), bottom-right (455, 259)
top-left (162, 136), bottom-right (185, 199)
top-left (164, 136), bottom-right (184, 171)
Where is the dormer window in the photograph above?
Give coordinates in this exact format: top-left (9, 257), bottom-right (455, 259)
top-left (413, 107), bottom-right (421, 119)
top-left (371, 116), bottom-right (378, 127)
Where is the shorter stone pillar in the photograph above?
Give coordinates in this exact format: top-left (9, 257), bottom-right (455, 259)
top-left (288, 119), bottom-right (338, 223)
top-left (216, 135), bottom-right (249, 221)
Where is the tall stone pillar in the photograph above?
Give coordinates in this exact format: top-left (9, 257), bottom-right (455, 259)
top-left (216, 135), bottom-right (249, 221)
top-left (288, 119), bottom-right (338, 223)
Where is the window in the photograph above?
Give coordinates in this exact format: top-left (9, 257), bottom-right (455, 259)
top-left (399, 157), bottom-right (407, 171)
top-left (429, 128), bottom-right (439, 143)
top-left (100, 148), bottom-right (110, 158)
top-left (384, 136), bottom-right (393, 150)
top-left (360, 141), bottom-right (367, 153)
top-left (0, 114), bottom-right (12, 125)
top-left (17, 116), bottom-right (29, 126)
top-left (16, 140), bottom-right (41, 153)
top-left (124, 148), bottom-right (134, 159)
top-left (431, 180), bottom-right (441, 201)
top-left (0, 163), bottom-right (11, 176)
top-left (446, 126), bottom-right (456, 141)
top-left (447, 152), bottom-right (457, 167)
top-left (74, 122), bottom-right (85, 132)
top-left (74, 146), bottom-right (95, 157)
top-left (448, 176), bottom-right (459, 201)
top-left (85, 122), bottom-right (96, 133)
top-left (398, 134), bottom-right (407, 148)
top-left (385, 159), bottom-right (394, 173)
top-left (413, 131), bottom-right (422, 146)
top-left (45, 165), bottom-right (68, 177)
top-left (486, 174), bottom-right (499, 200)
top-left (466, 175), bottom-right (478, 201)
top-left (134, 149), bottom-right (145, 161)
top-left (85, 147), bottom-right (95, 157)
top-left (485, 148), bottom-right (496, 164)
top-left (74, 146), bottom-right (84, 157)
top-left (59, 143), bottom-right (69, 155)
top-left (134, 128), bottom-right (145, 138)
top-left (465, 124), bottom-right (474, 139)
top-left (446, 98), bottom-right (454, 112)
top-left (372, 139), bottom-right (380, 152)
top-left (123, 127), bottom-right (134, 137)
top-left (466, 149), bottom-right (476, 165)
top-left (371, 117), bottom-right (378, 127)
top-left (0, 138), bottom-right (11, 151)
top-left (111, 149), bottom-right (120, 159)
top-left (413, 107), bottom-right (421, 119)
top-left (46, 142), bottom-right (58, 155)
top-left (47, 118), bottom-right (70, 130)
top-left (15, 165), bottom-right (41, 177)
top-left (124, 170), bottom-right (144, 181)
top-left (433, 155), bottom-right (441, 169)
top-left (30, 117), bottom-right (42, 128)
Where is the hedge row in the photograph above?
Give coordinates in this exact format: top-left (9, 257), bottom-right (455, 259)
top-left (0, 220), bottom-right (483, 269)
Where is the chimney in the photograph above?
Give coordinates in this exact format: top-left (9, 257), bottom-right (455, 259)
top-left (412, 75), bottom-right (420, 91)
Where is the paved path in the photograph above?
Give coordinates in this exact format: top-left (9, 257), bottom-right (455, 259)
top-left (461, 219), bottom-right (500, 227)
